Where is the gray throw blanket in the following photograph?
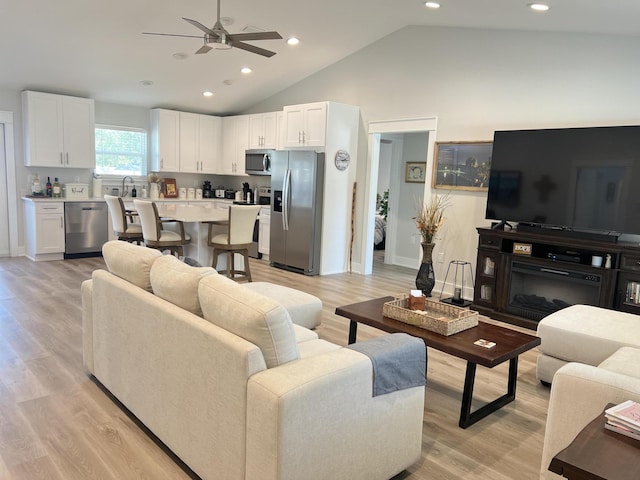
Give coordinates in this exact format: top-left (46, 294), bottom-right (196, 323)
top-left (348, 333), bottom-right (426, 397)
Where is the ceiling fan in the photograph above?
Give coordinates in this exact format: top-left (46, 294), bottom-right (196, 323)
top-left (143, 0), bottom-right (283, 58)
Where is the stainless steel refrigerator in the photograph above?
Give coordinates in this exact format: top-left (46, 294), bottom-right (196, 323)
top-left (270, 150), bottom-right (324, 275)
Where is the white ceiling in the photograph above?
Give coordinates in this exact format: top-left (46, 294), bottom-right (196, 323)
top-left (2, 0), bottom-right (640, 115)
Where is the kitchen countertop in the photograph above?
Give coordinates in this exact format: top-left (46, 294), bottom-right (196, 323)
top-left (22, 196), bottom-right (234, 204)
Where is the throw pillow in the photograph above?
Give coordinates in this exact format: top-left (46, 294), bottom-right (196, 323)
top-left (150, 255), bottom-right (216, 316)
top-left (199, 274), bottom-right (299, 368)
top-left (102, 240), bottom-right (162, 292)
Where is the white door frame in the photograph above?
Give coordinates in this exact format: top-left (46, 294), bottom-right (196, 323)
top-left (0, 112), bottom-right (18, 257)
top-left (359, 116), bottom-right (438, 275)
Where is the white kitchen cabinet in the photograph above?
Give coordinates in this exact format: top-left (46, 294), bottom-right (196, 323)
top-left (221, 115), bottom-right (249, 175)
top-left (24, 200), bottom-right (65, 261)
top-left (258, 207), bottom-right (270, 256)
top-left (283, 102), bottom-right (327, 148)
top-left (22, 91), bottom-right (95, 168)
top-left (178, 112), bottom-right (222, 174)
top-left (199, 114), bottom-right (222, 174)
top-left (151, 109), bottom-right (180, 172)
top-left (249, 111), bottom-right (278, 149)
top-left (178, 112), bottom-right (199, 173)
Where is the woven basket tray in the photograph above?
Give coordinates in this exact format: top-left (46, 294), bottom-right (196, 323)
top-left (383, 296), bottom-right (478, 336)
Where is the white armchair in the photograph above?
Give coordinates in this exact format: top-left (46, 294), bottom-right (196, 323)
top-left (540, 347), bottom-right (640, 479)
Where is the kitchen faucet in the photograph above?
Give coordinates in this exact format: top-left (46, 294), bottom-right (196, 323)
top-left (121, 176), bottom-right (134, 197)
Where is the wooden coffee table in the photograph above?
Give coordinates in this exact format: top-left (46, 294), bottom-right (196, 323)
top-left (335, 296), bottom-right (541, 428)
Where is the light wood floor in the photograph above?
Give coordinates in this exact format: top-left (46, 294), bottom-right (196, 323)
top-left (0, 254), bottom-right (550, 480)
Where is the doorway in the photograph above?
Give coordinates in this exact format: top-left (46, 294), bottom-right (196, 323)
top-left (360, 116), bottom-right (438, 275)
top-left (0, 111), bottom-right (18, 257)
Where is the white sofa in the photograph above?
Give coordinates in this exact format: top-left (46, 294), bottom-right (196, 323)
top-left (540, 346), bottom-right (640, 479)
top-left (82, 241), bottom-right (426, 480)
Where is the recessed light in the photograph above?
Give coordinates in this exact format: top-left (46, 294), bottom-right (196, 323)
top-left (223, 79), bottom-right (234, 86)
top-left (240, 67), bottom-right (252, 74)
top-left (172, 52), bottom-right (188, 60)
top-left (202, 91), bottom-right (214, 97)
top-left (287, 37), bottom-right (300, 46)
top-left (528, 3), bottom-right (550, 11)
top-left (424, 2), bottom-right (441, 8)
top-left (139, 80), bottom-right (154, 87)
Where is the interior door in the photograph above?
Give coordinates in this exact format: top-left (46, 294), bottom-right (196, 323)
top-left (0, 125), bottom-right (8, 256)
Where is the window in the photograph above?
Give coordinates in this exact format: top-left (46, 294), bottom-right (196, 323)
top-left (95, 125), bottom-right (147, 176)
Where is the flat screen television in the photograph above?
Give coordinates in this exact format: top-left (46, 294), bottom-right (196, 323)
top-left (486, 125), bottom-right (640, 237)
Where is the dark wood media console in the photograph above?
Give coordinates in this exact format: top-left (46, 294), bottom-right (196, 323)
top-left (473, 227), bottom-right (640, 330)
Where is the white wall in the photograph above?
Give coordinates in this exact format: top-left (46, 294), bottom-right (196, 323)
top-left (247, 25), bottom-right (640, 281)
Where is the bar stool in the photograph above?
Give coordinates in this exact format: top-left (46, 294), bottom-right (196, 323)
top-left (104, 194), bottom-right (143, 243)
top-left (134, 200), bottom-right (191, 257)
top-left (208, 205), bottom-right (261, 282)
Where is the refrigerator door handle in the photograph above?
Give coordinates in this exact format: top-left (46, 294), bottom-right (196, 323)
top-left (282, 168), bottom-right (291, 231)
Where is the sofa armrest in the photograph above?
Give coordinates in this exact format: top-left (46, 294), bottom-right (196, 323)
top-left (541, 362), bottom-right (640, 480)
top-left (246, 348), bottom-right (425, 480)
top-left (81, 279), bottom-right (94, 373)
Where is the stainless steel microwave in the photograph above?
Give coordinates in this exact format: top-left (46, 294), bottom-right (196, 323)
top-left (245, 149), bottom-right (273, 175)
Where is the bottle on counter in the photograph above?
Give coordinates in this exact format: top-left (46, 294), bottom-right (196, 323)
top-left (46, 176), bottom-right (52, 197)
top-left (141, 186), bottom-right (147, 198)
top-left (52, 178), bottom-right (61, 198)
top-left (32, 173), bottom-right (42, 195)
top-left (131, 185), bottom-right (137, 198)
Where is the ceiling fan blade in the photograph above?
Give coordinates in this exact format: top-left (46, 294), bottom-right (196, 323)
top-left (195, 44), bottom-right (213, 55)
top-left (227, 31), bottom-right (283, 41)
top-left (143, 32), bottom-right (203, 38)
top-left (182, 17), bottom-right (217, 37)
top-left (231, 41), bottom-right (277, 57)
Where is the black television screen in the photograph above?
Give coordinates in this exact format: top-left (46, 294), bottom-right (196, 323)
top-left (486, 125), bottom-right (640, 235)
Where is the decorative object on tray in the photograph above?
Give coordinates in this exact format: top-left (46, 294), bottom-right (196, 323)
top-left (383, 296), bottom-right (478, 336)
top-left (414, 193), bottom-right (450, 297)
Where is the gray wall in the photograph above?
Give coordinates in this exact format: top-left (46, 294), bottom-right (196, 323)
top-left (247, 25), bottom-right (640, 278)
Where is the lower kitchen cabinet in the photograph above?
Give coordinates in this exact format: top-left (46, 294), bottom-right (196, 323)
top-left (24, 200), bottom-right (65, 261)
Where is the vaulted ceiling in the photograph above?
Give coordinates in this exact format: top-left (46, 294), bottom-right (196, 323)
top-left (2, 0), bottom-right (639, 115)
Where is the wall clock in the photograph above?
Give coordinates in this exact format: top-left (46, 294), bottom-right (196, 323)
top-left (334, 149), bottom-right (350, 171)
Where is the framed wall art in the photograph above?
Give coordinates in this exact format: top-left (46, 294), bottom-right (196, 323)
top-left (163, 178), bottom-right (178, 198)
top-left (432, 141), bottom-right (493, 191)
top-left (405, 162), bottom-right (426, 183)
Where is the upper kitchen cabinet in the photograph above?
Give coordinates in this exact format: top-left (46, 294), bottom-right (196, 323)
top-left (282, 102), bottom-right (327, 148)
top-left (198, 114), bottom-right (222, 174)
top-left (152, 109), bottom-right (222, 174)
top-left (151, 109), bottom-right (180, 172)
top-left (177, 112), bottom-right (222, 174)
top-left (221, 115), bottom-right (249, 175)
top-left (22, 91), bottom-right (95, 168)
top-left (248, 111), bottom-right (278, 149)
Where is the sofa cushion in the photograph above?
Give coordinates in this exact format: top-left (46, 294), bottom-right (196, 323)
top-left (199, 274), bottom-right (299, 368)
top-left (243, 282), bottom-right (322, 329)
top-left (102, 240), bottom-right (162, 291)
top-left (598, 347), bottom-right (640, 379)
top-left (150, 255), bottom-right (216, 316)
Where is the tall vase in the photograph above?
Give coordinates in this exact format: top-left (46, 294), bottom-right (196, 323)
top-left (150, 182), bottom-right (160, 200)
top-left (416, 242), bottom-right (436, 297)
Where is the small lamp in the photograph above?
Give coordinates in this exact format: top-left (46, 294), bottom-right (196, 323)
top-left (440, 260), bottom-right (474, 307)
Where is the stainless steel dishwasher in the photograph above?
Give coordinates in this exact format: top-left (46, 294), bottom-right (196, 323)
top-left (64, 202), bottom-right (109, 258)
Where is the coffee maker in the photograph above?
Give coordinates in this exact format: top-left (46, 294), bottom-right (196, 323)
top-left (202, 181), bottom-right (213, 198)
